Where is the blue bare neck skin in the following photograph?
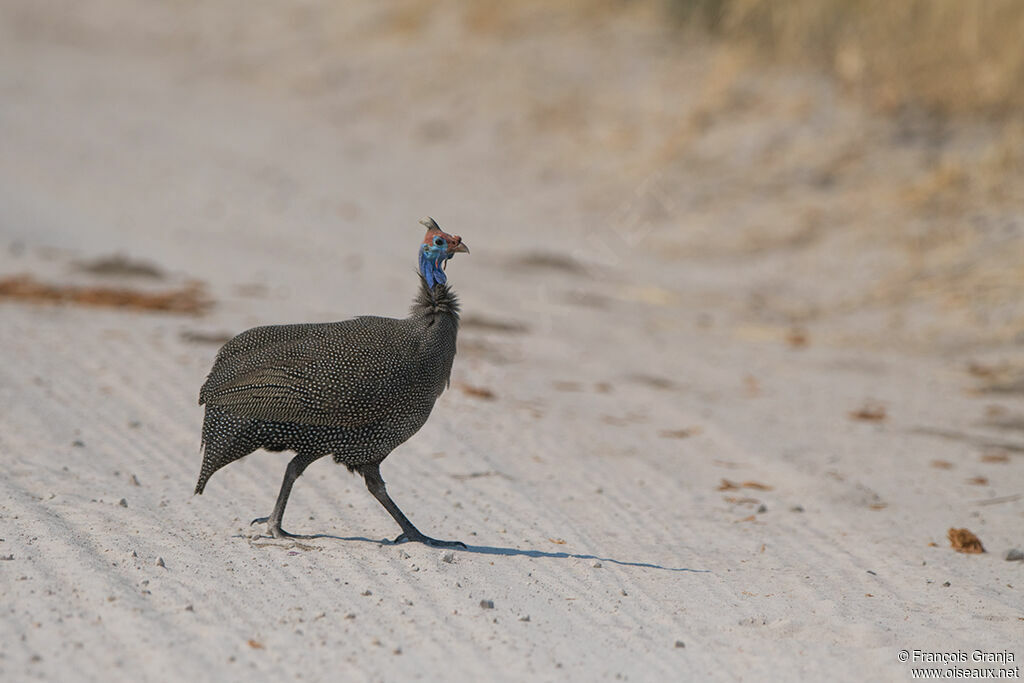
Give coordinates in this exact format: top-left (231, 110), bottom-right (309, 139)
top-left (418, 247), bottom-right (448, 290)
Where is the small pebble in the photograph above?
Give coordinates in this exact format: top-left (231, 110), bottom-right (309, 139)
top-left (442, 552), bottom-right (455, 564)
top-left (185, 604), bottom-right (194, 612)
top-left (155, 557), bottom-right (166, 568)
top-left (1004, 549), bottom-right (1024, 562)
top-left (757, 504), bottom-right (767, 514)
top-left (344, 613), bottom-right (356, 620)
top-left (119, 498), bottom-right (128, 508)
top-left (519, 615), bottom-right (530, 622)
top-left (130, 474), bottom-right (141, 487)
top-left (942, 581), bottom-right (951, 587)
top-left (592, 562), bottom-right (602, 568)
top-left (790, 505), bottom-right (804, 512)
top-left (480, 600), bottom-right (494, 609)
top-left (361, 590), bottom-right (372, 596)
top-left (675, 640), bottom-right (686, 649)
top-left (72, 440), bottom-right (85, 448)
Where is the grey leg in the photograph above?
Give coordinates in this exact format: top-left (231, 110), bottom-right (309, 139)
top-left (251, 453), bottom-right (320, 538)
top-left (360, 463), bottom-right (465, 549)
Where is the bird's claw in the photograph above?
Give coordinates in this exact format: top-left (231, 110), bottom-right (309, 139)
top-left (391, 532), bottom-right (466, 549)
top-left (250, 516), bottom-right (304, 539)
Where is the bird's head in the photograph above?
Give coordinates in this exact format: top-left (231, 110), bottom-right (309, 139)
top-left (418, 216), bottom-right (469, 289)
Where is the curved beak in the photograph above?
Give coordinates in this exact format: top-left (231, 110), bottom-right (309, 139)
top-left (452, 241), bottom-right (470, 254)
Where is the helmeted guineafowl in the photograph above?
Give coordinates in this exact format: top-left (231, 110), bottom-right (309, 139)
top-left (194, 217), bottom-right (469, 548)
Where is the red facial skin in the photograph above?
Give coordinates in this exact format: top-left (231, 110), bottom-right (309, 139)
top-left (422, 229), bottom-right (469, 255)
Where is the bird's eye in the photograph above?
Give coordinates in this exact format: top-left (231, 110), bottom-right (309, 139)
top-left (434, 237), bottom-right (445, 247)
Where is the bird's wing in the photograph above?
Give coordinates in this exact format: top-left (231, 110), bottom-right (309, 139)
top-left (199, 322), bottom-right (319, 405)
top-left (199, 318), bottom-right (420, 428)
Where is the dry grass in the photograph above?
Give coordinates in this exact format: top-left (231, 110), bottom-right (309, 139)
top-left (456, 0), bottom-right (1024, 117)
top-left (669, 0), bottom-right (1024, 116)
top-left (0, 275), bottom-right (211, 315)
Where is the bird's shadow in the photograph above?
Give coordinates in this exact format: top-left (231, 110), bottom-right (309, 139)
top-left (239, 533), bottom-right (707, 573)
top-left (457, 544), bottom-right (706, 572)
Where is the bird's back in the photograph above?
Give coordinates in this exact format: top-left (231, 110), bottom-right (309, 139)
top-left (203, 323), bottom-right (447, 426)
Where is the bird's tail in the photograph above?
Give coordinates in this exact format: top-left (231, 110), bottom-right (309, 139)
top-left (194, 406), bottom-right (258, 495)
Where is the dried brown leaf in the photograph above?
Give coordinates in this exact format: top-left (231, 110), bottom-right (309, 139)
top-left (659, 427), bottom-right (702, 439)
top-left (948, 527), bottom-right (985, 554)
top-left (786, 327), bottom-right (809, 348)
top-left (460, 384), bottom-right (496, 400)
top-left (850, 402), bottom-right (887, 422)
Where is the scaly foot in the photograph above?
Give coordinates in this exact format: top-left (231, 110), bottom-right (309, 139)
top-left (391, 531), bottom-right (467, 549)
top-left (250, 516), bottom-right (306, 539)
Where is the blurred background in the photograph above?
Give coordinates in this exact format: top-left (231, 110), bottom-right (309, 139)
top-left (2, 0), bottom-right (1024, 356)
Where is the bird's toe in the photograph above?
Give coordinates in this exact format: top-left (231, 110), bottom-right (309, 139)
top-left (249, 517), bottom-right (305, 539)
top-left (392, 532), bottom-right (465, 549)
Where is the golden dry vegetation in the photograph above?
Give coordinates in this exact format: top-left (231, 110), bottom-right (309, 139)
top-left (673, 0), bottom-right (1024, 116)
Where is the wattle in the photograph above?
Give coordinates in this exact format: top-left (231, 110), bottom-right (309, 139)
top-left (419, 250), bottom-right (448, 289)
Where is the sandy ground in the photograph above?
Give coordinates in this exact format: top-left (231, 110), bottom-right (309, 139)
top-left (1, 2), bottom-right (1022, 681)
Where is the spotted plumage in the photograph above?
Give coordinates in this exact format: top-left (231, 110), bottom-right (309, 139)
top-left (195, 218), bottom-right (469, 548)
